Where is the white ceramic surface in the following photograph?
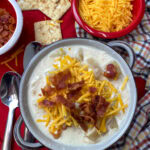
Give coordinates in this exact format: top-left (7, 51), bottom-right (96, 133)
top-left (0, 0), bottom-right (23, 55)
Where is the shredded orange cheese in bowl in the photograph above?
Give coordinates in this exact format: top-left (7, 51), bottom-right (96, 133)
top-left (78, 0), bottom-right (133, 32)
top-left (36, 53), bottom-right (128, 139)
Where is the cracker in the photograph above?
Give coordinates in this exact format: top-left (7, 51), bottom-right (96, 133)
top-left (17, 0), bottom-right (71, 20)
top-left (34, 20), bottom-right (62, 45)
top-left (17, 0), bottom-right (39, 10)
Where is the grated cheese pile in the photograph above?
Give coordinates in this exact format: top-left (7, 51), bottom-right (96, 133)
top-left (79, 0), bottom-right (133, 32)
top-left (36, 50), bottom-right (128, 138)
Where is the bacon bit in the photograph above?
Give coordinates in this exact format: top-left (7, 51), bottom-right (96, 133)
top-left (0, 8), bottom-right (16, 48)
top-left (39, 100), bottom-right (55, 107)
top-left (57, 81), bottom-right (66, 89)
top-left (91, 95), bottom-right (109, 117)
top-left (0, 25), bottom-right (3, 32)
top-left (79, 102), bottom-right (96, 125)
top-left (9, 24), bottom-right (15, 32)
top-left (92, 95), bottom-right (100, 107)
top-left (0, 38), bottom-right (4, 45)
top-left (55, 95), bottom-right (75, 109)
top-left (80, 115), bottom-right (95, 124)
top-left (80, 102), bottom-right (93, 115)
top-left (71, 112), bottom-right (88, 132)
top-left (67, 87), bottom-right (81, 100)
top-left (89, 87), bottom-right (97, 93)
top-left (68, 80), bottom-right (84, 90)
top-left (104, 64), bottom-right (117, 79)
top-left (95, 96), bottom-right (109, 117)
top-left (50, 69), bottom-right (71, 90)
top-left (51, 129), bottom-right (62, 139)
top-left (1, 30), bottom-right (9, 37)
top-left (0, 14), bottom-right (10, 23)
top-left (9, 17), bottom-right (15, 24)
top-left (62, 124), bottom-right (67, 130)
top-left (62, 69), bottom-right (71, 80)
top-left (4, 24), bottom-right (9, 30)
top-left (79, 122), bottom-right (88, 132)
top-left (8, 33), bottom-right (12, 39)
top-left (41, 85), bottom-right (55, 96)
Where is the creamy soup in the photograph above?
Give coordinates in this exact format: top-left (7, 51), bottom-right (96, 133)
top-left (27, 45), bottom-right (130, 146)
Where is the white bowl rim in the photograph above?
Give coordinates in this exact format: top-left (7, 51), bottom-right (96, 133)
top-left (0, 0), bottom-right (23, 55)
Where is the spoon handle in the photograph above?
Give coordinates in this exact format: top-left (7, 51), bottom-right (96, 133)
top-left (22, 128), bottom-right (35, 150)
top-left (2, 107), bottom-right (15, 150)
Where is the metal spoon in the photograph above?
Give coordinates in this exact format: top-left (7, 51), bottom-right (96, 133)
top-left (0, 71), bottom-right (21, 150)
top-left (22, 41), bottom-right (43, 149)
top-left (23, 41), bottom-right (42, 69)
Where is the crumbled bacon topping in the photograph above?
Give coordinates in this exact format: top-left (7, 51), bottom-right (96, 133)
top-left (38, 68), bottom-right (111, 135)
top-left (80, 115), bottom-right (95, 125)
top-left (89, 87), bottom-right (97, 93)
top-left (55, 95), bottom-right (75, 109)
top-left (68, 80), bottom-right (84, 90)
top-left (38, 94), bottom-right (42, 97)
top-left (50, 69), bottom-right (71, 90)
top-left (67, 87), bottom-right (81, 100)
top-left (0, 8), bottom-right (16, 48)
top-left (78, 96), bottom-right (109, 128)
top-left (94, 96), bottom-right (109, 117)
top-left (39, 99), bottom-right (55, 107)
top-left (79, 102), bottom-right (94, 116)
top-left (41, 85), bottom-right (55, 96)
top-left (92, 95), bottom-right (100, 107)
top-left (71, 112), bottom-right (88, 132)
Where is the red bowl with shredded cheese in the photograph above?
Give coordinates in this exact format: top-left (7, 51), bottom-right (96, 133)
top-left (72, 0), bottom-right (145, 39)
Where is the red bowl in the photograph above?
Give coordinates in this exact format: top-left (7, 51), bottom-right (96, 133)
top-left (72, 0), bottom-right (145, 39)
top-left (1, 0), bottom-right (16, 19)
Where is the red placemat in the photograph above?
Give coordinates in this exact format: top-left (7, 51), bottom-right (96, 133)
top-left (0, 4), bottom-right (147, 150)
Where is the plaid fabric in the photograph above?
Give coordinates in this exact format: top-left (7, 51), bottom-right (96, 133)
top-left (75, 0), bottom-right (150, 149)
top-left (75, 0), bottom-right (150, 91)
top-left (108, 91), bottom-right (150, 150)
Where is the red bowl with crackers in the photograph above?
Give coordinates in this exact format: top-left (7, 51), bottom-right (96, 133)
top-left (0, 0), bottom-right (23, 55)
top-left (72, 0), bottom-right (145, 39)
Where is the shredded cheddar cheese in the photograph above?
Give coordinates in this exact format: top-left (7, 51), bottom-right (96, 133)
top-left (4, 63), bottom-right (16, 72)
top-left (0, 45), bottom-right (24, 71)
top-left (105, 104), bottom-right (128, 116)
top-left (55, 20), bottom-right (63, 23)
top-left (15, 57), bottom-right (18, 66)
top-left (118, 93), bottom-right (125, 113)
top-left (36, 49), bottom-right (128, 137)
top-left (79, 0), bottom-right (133, 32)
top-left (1, 58), bottom-right (14, 65)
top-left (121, 76), bottom-right (129, 91)
top-left (49, 23), bottom-right (55, 27)
top-left (100, 117), bottom-right (107, 133)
